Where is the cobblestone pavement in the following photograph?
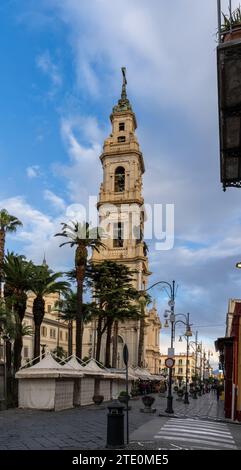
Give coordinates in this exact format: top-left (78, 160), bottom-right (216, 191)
top-left (159, 390), bottom-right (225, 421)
top-left (0, 392), bottom-right (239, 450)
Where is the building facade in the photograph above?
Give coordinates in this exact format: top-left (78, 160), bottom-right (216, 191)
top-left (159, 352), bottom-right (196, 384)
top-left (216, 299), bottom-right (241, 421)
top-left (0, 292), bottom-right (70, 365)
top-left (83, 69), bottom-right (161, 370)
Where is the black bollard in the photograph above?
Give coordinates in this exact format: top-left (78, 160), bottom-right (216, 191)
top-left (106, 400), bottom-right (125, 449)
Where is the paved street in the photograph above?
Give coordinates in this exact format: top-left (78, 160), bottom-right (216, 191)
top-left (0, 392), bottom-right (240, 450)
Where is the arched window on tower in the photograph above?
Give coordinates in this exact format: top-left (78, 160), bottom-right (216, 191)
top-left (114, 166), bottom-right (125, 192)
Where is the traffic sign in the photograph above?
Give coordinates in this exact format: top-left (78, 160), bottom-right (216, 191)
top-left (165, 357), bottom-right (175, 368)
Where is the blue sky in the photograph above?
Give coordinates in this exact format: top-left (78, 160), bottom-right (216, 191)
top-left (1, 0), bottom-right (241, 367)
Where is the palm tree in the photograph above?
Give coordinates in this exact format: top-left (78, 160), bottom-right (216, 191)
top-left (53, 290), bottom-right (94, 357)
top-left (0, 210), bottom-right (22, 282)
top-left (0, 303), bottom-right (33, 405)
top-left (0, 301), bottom-right (15, 378)
top-left (87, 260), bottom-right (141, 367)
top-left (3, 252), bottom-right (33, 371)
top-left (30, 264), bottom-right (70, 361)
top-left (55, 221), bottom-right (105, 359)
top-left (54, 290), bottom-right (77, 356)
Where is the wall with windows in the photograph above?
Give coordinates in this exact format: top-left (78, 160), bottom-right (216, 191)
top-left (22, 292), bottom-right (69, 364)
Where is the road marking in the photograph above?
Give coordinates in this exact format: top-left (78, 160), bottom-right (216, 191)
top-left (156, 430), bottom-right (234, 443)
top-left (172, 418), bottom-right (228, 427)
top-left (162, 427), bottom-right (233, 438)
top-left (154, 418), bottom-right (237, 450)
top-left (154, 435), bottom-right (237, 450)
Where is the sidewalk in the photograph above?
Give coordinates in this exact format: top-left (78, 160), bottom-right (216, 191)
top-left (158, 391), bottom-right (226, 422)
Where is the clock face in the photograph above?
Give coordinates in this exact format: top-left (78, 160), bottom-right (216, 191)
top-left (165, 358), bottom-right (175, 368)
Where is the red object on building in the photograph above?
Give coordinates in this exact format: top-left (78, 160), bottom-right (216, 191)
top-left (231, 303), bottom-right (241, 421)
top-left (216, 302), bottom-right (241, 421)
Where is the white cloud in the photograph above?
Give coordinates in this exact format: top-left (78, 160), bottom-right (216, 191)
top-left (52, 115), bottom-right (104, 203)
top-left (0, 196), bottom-right (71, 271)
top-left (60, 116), bottom-right (101, 163)
top-left (43, 189), bottom-right (66, 211)
top-left (36, 50), bottom-right (62, 95)
top-left (26, 165), bottom-right (41, 178)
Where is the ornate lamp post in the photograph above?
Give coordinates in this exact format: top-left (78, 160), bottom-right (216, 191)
top-left (139, 280), bottom-right (176, 414)
top-left (207, 350), bottom-right (213, 379)
top-left (187, 332), bottom-right (202, 399)
top-left (176, 313), bottom-right (193, 404)
top-left (165, 311), bottom-right (193, 406)
top-left (202, 349), bottom-right (206, 393)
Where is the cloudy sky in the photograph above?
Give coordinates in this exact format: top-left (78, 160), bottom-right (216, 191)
top-left (1, 0), bottom-right (241, 368)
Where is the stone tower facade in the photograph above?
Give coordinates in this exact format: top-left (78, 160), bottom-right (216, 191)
top-left (83, 69), bottom-right (161, 370)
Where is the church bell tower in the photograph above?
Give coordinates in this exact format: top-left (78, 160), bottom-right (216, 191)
top-left (92, 68), bottom-right (151, 367)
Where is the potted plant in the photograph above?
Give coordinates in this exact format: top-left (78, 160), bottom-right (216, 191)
top-left (177, 388), bottom-right (184, 398)
top-left (92, 394), bottom-right (104, 406)
top-left (118, 390), bottom-right (130, 404)
top-left (140, 395), bottom-right (156, 413)
top-left (221, 5), bottom-right (241, 42)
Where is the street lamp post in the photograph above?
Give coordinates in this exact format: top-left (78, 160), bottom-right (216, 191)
top-left (165, 310), bottom-right (193, 408)
top-left (177, 313), bottom-right (192, 405)
top-left (188, 331), bottom-right (201, 399)
top-left (202, 349), bottom-right (206, 393)
top-left (184, 315), bottom-right (190, 405)
top-left (198, 342), bottom-right (203, 396)
top-left (207, 350), bottom-right (213, 379)
top-left (139, 280), bottom-right (176, 414)
top-left (161, 281), bottom-right (175, 414)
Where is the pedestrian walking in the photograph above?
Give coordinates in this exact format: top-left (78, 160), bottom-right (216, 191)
top-left (216, 384), bottom-right (220, 401)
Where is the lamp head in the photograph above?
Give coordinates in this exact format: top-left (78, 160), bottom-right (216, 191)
top-left (236, 262), bottom-right (241, 269)
top-left (164, 319), bottom-right (169, 328)
top-left (164, 310), bottom-right (170, 319)
top-left (185, 326), bottom-right (193, 337)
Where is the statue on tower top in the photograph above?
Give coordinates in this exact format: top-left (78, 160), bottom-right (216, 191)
top-left (112, 67), bottom-right (133, 114)
top-left (122, 67), bottom-right (127, 85)
top-left (121, 67), bottom-right (127, 100)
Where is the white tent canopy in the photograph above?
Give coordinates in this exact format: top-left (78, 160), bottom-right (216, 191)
top-left (81, 358), bottom-right (113, 378)
top-left (15, 352), bottom-right (83, 378)
top-left (62, 355), bottom-right (85, 371)
top-left (30, 353), bottom-right (62, 369)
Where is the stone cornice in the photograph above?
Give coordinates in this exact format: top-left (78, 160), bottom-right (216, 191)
top-left (100, 149), bottom-right (145, 174)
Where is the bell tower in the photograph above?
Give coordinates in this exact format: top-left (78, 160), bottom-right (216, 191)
top-left (92, 68), bottom-right (151, 366)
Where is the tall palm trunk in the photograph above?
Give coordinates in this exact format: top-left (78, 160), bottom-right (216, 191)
top-left (112, 320), bottom-right (119, 368)
top-left (33, 294), bottom-right (45, 361)
top-left (95, 317), bottom-right (103, 362)
top-left (6, 339), bottom-right (12, 373)
top-left (138, 304), bottom-right (145, 367)
top-left (105, 320), bottom-right (113, 368)
top-left (0, 229), bottom-right (5, 282)
top-left (75, 244), bottom-right (87, 359)
top-left (13, 293), bottom-right (27, 371)
top-left (6, 339), bottom-right (12, 405)
top-left (68, 320), bottom-right (73, 356)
